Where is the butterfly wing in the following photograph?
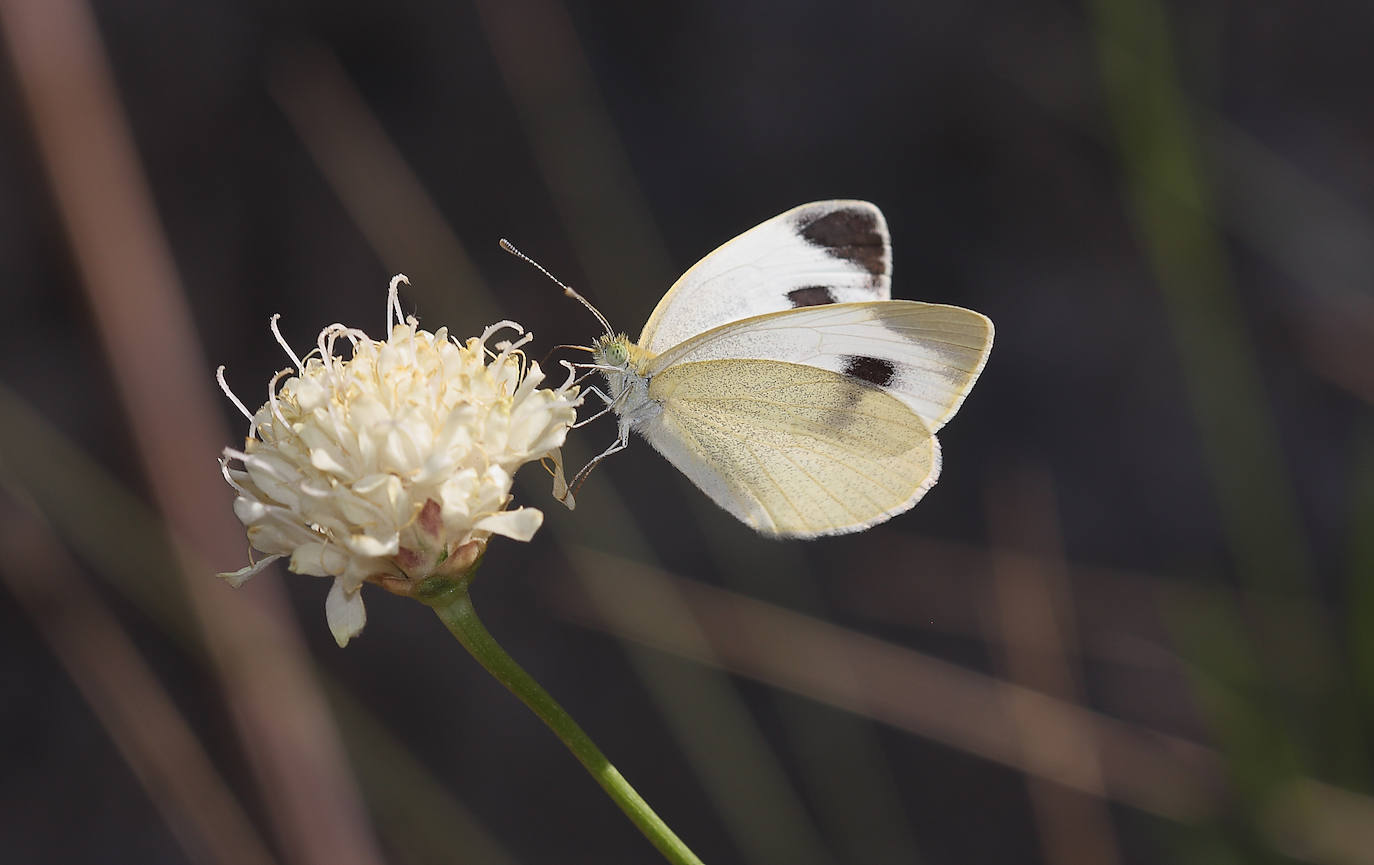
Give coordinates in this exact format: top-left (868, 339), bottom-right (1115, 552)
top-left (639, 358), bottom-right (940, 537)
top-left (646, 301), bottom-right (993, 433)
top-left (638, 201), bottom-right (892, 355)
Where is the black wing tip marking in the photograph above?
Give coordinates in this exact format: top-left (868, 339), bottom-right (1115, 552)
top-left (795, 205), bottom-right (890, 282)
top-left (841, 355), bottom-right (898, 388)
top-left (787, 286), bottom-right (839, 307)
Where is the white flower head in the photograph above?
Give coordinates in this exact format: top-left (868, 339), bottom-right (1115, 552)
top-left (218, 276), bottom-right (581, 646)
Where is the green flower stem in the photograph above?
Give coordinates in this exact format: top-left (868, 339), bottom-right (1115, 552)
top-left (419, 577), bottom-right (705, 865)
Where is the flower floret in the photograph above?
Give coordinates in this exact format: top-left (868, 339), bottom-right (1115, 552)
top-left (218, 275), bottom-right (581, 646)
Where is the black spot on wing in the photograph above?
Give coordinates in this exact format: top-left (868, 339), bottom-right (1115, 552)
top-left (786, 286), bottom-right (838, 307)
top-left (841, 355), bottom-right (897, 388)
top-left (797, 206), bottom-right (889, 282)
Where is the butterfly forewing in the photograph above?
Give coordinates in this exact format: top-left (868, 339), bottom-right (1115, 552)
top-left (646, 301), bottom-right (993, 433)
top-left (640, 358), bottom-right (939, 537)
top-left (637, 201), bottom-right (893, 354)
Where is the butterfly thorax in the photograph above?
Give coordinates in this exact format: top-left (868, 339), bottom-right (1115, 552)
top-left (592, 333), bottom-right (658, 425)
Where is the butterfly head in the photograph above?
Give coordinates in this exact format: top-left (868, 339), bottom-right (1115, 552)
top-left (591, 333), bottom-right (652, 375)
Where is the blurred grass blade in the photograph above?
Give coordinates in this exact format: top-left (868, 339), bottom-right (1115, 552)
top-left (270, 41), bottom-right (834, 864)
top-left (475, 1), bottom-right (913, 855)
top-left (267, 44), bottom-right (493, 329)
top-left (0, 2), bottom-right (384, 861)
top-left (1347, 424), bottom-right (1374, 743)
top-left (0, 382), bottom-right (517, 865)
top-left (554, 545), bottom-right (1226, 821)
top-left (472, 0), bottom-right (672, 317)
top-left (1088, 0), bottom-right (1310, 595)
top-left (1089, 0), bottom-right (1371, 822)
top-left (986, 468), bottom-right (1122, 865)
top-left (1263, 780), bottom-right (1374, 865)
top-left (687, 497), bottom-right (924, 865)
top-left (0, 495), bottom-right (278, 865)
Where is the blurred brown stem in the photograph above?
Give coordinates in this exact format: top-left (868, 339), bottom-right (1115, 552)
top-left (0, 2), bottom-right (383, 863)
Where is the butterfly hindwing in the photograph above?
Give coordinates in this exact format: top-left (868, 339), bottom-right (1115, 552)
top-left (637, 200), bottom-right (893, 355)
top-left (646, 301), bottom-right (993, 433)
top-left (640, 358), bottom-right (939, 537)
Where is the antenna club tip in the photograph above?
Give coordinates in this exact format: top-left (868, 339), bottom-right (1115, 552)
top-left (499, 238), bottom-right (515, 252)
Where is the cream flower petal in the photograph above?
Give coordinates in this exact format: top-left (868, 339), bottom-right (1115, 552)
top-left (346, 532), bottom-right (399, 558)
top-left (475, 507), bottom-right (544, 542)
top-left (326, 579), bottom-right (367, 648)
top-left (217, 554), bottom-right (284, 587)
top-left (548, 447), bottom-right (575, 509)
top-left (289, 542), bottom-right (349, 577)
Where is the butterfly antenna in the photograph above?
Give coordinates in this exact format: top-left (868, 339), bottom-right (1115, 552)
top-left (499, 238), bottom-right (615, 337)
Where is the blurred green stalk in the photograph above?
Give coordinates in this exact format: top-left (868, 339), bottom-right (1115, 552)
top-left (1089, 0), bottom-right (1310, 594)
top-left (419, 575), bottom-right (706, 865)
top-left (1089, 0), bottom-right (1372, 856)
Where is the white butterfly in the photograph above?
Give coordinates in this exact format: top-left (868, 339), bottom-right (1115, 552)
top-left (540, 200), bottom-right (993, 538)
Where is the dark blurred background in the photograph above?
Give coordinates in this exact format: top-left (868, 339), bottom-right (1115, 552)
top-left (3, 1), bottom-right (1373, 863)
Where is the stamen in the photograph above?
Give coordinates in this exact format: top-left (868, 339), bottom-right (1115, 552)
top-left (557, 359), bottom-right (579, 392)
top-left (481, 320), bottom-right (525, 348)
top-left (270, 314), bottom-right (306, 372)
top-left (216, 366), bottom-right (254, 422)
top-left (500, 332), bottom-right (535, 360)
top-left (219, 454), bottom-right (257, 497)
top-left (388, 274), bottom-right (409, 331)
top-left (266, 368), bottom-right (294, 432)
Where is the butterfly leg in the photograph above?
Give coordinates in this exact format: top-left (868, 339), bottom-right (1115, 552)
top-left (567, 420), bottom-right (632, 498)
top-left (571, 385), bottom-right (620, 429)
